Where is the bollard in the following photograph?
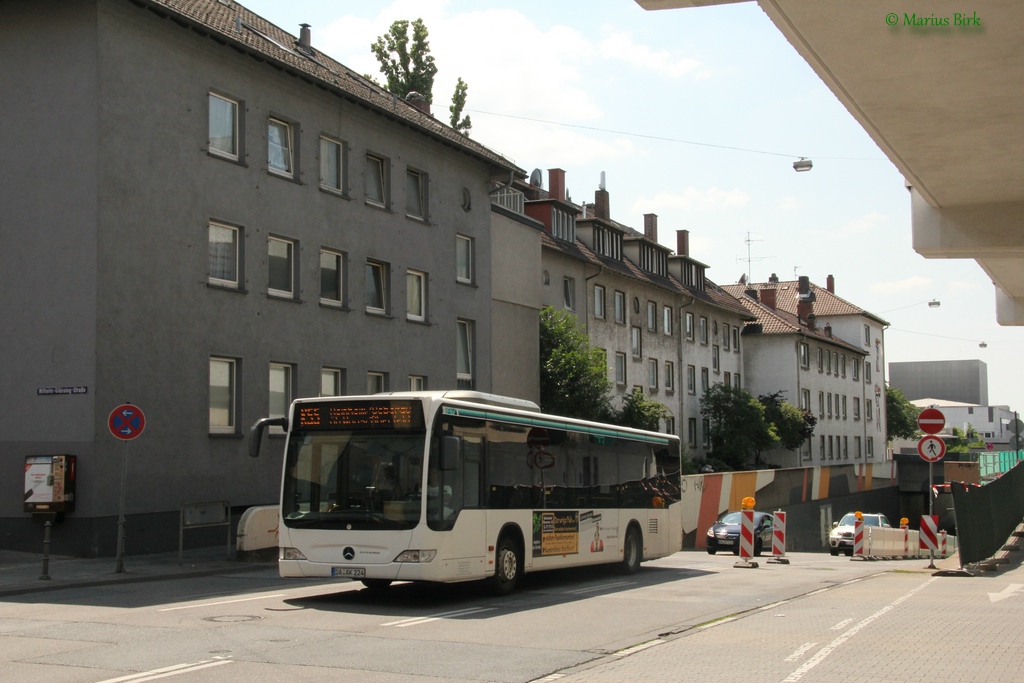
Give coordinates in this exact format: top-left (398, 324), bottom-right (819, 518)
top-left (939, 530), bottom-right (948, 558)
top-left (734, 499), bottom-right (759, 569)
top-left (852, 517), bottom-right (866, 560)
top-left (903, 527), bottom-right (909, 557)
top-left (39, 520), bottom-right (52, 581)
top-left (767, 511), bottom-right (789, 564)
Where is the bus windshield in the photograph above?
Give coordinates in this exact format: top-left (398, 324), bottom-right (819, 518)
top-left (282, 430), bottom-right (426, 531)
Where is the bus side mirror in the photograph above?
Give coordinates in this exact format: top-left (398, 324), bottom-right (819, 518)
top-left (440, 435), bottom-right (461, 471)
top-left (250, 417), bottom-right (288, 458)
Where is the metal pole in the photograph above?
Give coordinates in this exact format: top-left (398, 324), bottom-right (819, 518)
top-left (927, 460), bottom-right (936, 569)
top-left (39, 520), bottom-right (52, 581)
top-left (115, 439), bottom-right (129, 573)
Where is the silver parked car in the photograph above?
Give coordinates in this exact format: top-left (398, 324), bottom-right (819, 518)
top-left (829, 512), bottom-right (891, 556)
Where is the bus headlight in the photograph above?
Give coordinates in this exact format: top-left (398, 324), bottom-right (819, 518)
top-left (394, 549), bottom-right (436, 563)
top-left (280, 547), bottom-right (307, 561)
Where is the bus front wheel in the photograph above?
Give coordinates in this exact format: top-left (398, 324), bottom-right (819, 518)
top-left (621, 527), bottom-right (642, 575)
top-left (492, 536), bottom-right (520, 596)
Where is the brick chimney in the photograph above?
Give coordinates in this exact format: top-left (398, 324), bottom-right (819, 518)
top-left (760, 288), bottom-right (777, 309)
top-left (548, 168), bottom-right (565, 202)
top-left (676, 230), bottom-right (689, 257)
top-left (826, 274), bottom-right (835, 293)
top-left (405, 91), bottom-right (430, 115)
top-left (595, 187), bottom-right (610, 220)
top-left (797, 275), bottom-right (814, 326)
top-left (644, 214), bottom-right (658, 242)
top-left (768, 273), bottom-right (779, 284)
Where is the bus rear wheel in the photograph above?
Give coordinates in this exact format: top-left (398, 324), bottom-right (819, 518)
top-left (621, 527), bottom-right (642, 575)
top-left (492, 536), bottom-right (521, 596)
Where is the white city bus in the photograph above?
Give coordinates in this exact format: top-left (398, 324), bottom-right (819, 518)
top-left (251, 391), bottom-right (682, 594)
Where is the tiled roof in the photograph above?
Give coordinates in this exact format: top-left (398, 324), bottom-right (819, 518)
top-left (137, 0), bottom-right (520, 174)
top-left (721, 285), bottom-right (867, 355)
top-left (739, 279), bottom-right (888, 326)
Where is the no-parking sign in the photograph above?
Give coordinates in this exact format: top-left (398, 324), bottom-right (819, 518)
top-left (109, 404), bottom-right (146, 440)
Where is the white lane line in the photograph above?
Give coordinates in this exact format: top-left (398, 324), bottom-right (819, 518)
top-left (95, 658), bottom-right (233, 682)
top-left (805, 588), bottom-right (830, 596)
top-left (782, 578), bottom-right (936, 682)
top-left (784, 642), bottom-right (818, 662)
top-left (614, 639), bottom-right (665, 657)
top-left (566, 581), bottom-right (634, 595)
top-left (760, 600), bottom-right (790, 610)
top-left (158, 593), bottom-right (286, 611)
top-left (699, 616), bottom-right (739, 629)
top-left (382, 606), bottom-right (494, 627)
top-left (830, 618), bottom-right (853, 630)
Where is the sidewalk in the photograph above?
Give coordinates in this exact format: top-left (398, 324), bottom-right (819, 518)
top-left (0, 546), bottom-right (272, 598)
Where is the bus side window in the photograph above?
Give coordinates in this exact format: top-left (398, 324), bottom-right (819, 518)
top-left (463, 436), bottom-right (484, 508)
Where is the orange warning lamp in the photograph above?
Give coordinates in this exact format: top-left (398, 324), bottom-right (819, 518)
top-left (900, 517), bottom-right (909, 527)
top-left (741, 496), bottom-right (755, 511)
top-left (854, 511), bottom-right (864, 521)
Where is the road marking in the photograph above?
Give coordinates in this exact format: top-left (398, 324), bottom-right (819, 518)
top-left (988, 584), bottom-right (1024, 603)
top-left (614, 639), bottom-right (664, 657)
top-left (784, 642), bottom-right (818, 662)
top-left (830, 618), bottom-right (853, 630)
top-left (565, 581), bottom-right (634, 595)
top-left (382, 606), bottom-right (494, 627)
top-left (782, 578), bottom-right (935, 682)
top-left (158, 594), bottom-right (286, 611)
top-left (760, 600), bottom-right (790, 610)
top-left (699, 616), bottom-right (738, 629)
top-left (95, 658), bottom-right (233, 682)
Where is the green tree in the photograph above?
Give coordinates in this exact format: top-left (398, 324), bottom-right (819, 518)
top-left (449, 77), bottom-right (472, 135)
top-left (700, 384), bottom-right (777, 469)
top-left (947, 425), bottom-right (985, 453)
top-left (538, 307), bottom-right (612, 421)
top-left (371, 19), bottom-right (437, 102)
top-left (759, 391), bottom-right (816, 451)
top-left (886, 385), bottom-right (920, 441)
top-left (613, 387), bottom-right (670, 432)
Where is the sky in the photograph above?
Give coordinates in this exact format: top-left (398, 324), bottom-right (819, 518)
top-left (242, 0), bottom-right (1022, 413)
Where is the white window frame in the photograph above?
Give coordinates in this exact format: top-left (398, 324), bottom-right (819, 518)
top-left (209, 357), bottom-right (236, 434)
top-left (208, 221), bottom-right (240, 288)
top-left (647, 301), bottom-right (657, 331)
top-left (407, 269), bottom-right (426, 322)
top-left (267, 117), bottom-right (294, 177)
top-left (647, 358), bottom-right (658, 389)
top-left (269, 362), bottom-right (293, 432)
top-left (615, 352), bottom-right (627, 385)
top-left (853, 358), bottom-right (861, 380)
top-left (799, 342), bottom-right (810, 369)
top-left (631, 326), bottom-right (642, 358)
top-left (614, 291), bottom-right (626, 324)
top-left (663, 305), bottom-right (672, 336)
top-left (699, 316), bottom-right (709, 344)
top-left (723, 323), bottom-right (730, 350)
top-left (366, 260), bottom-right (389, 315)
top-left (712, 345), bottom-right (720, 372)
top-left (406, 168), bottom-right (427, 219)
top-left (594, 285), bottom-right (606, 319)
top-left (267, 236), bottom-right (296, 298)
top-left (732, 326), bottom-right (739, 351)
top-left (320, 136), bottom-right (344, 193)
top-left (457, 319), bottom-right (475, 389)
top-left (665, 361), bottom-right (675, 392)
top-left (801, 388), bottom-right (811, 411)
top-left (320, 367), bottom-right (343, 397)
top-left (367, 371), bottom-right (386, 394)
top-left (319, 248), bottom-right (344, 306)
top-left (685, 312), bottom-right (694, 341)
top-left (853, 397), bottom-right (861, 420)
top-left (687, 365), bottom-right (696, 394)
top-left (409, 375), bottom-right (425, 391)
top-left (700, 367), bottom-right (709, 394)
top-left (365, 153), bottom-right (388, 206)
top-left (733, 373), bottom-right (740, 389)
top-left (208, 92), bottom-right (238, 160)
top-left (563, 277), bottom-right (576, 311)
top-left (687, 418), bottom-right (698, 448)
top-left (456, 235), bottom-right (473, 284)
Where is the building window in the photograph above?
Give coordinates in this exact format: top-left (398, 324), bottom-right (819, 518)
top-left (853, 359), bottom-right (860, 381)
top-left (647, 301), bottom-right (657, 331)
top-left (866, 399), bottom-right (873, 421)
top-left (733, 373), bottom-right (740, 389)
top-left (685, 312), bottom-right (694, 341)
top-left (801, 388), bottom-right (811, 411)
top-left (551, 207), bottom-right (576, 242)
top-left (365, 153), bottom-right (388, 206)
top-left (855, 436), bottom-right (863, 458)
top-left (864, 324), bottom-right (871, 345)
top-left (712, 345), bottom-right (720, 372)
top-left (832, 352), bottom-right (838, 374)
top-left (456, 235), bottom-right (473, 284)
top-left (321, 367), bottom-right (344, 396)
top-left (208, 93), bottom-right (239, 160)
top-left (818, 391), bottom-right (825, 417)
top-left (208, 222), bottom-right (240, 288)
top-left (366, 260), bottom-right (389, 314)
top-left (367, 371), bottom-right (386, 394)
top-left (819, 435), bottom-right (825, 459)
top-left (865, 362), bottom-right (872, 382)
top-left (842, 395), bottom-right (848, 420)
top-left (853, 397), bottom-right (861, 420)
top-left (843, 435), bottom-right (849, 459)
top-left (700, 367), bottom-right (709, 394)
top-left (702, 418), bottom-right (711, 448)
top-left (320, 249), bottom-right (344, 305)
top-left (799, 342), bottom-right (810, 369)
top-left (699, 317), bottom-right (709, 344)
top-left (409, 375), bottom-right (425, 391)
top-left (268, 236), bottom-right (296, 298)
top-left (407, 269), bottom-right (426, 322)
top-left (209, 357), bottom-right (236, 434)
top-left (826, 351), bottom-right (833, 375)
top-left (732, 326), bottom-right (739, 351)
top-left (665, 416), bottom-right (675, 436)
top-left (615, 352), bottom-right (627, 384)
top-left (834, 393), bottom-right (840, 418)
top-left (406, 169), bottom-right (427, 219)
top-left (320, 136), bottom-right (344, 192)
top-left (457, 319), bottom-right (475, 389)
top-left (631, 327), bottom-right (642, 357)
top-left (269, 363), bottom-right (293, 428)
top-left (817, 348), bottom-right (824, 372)
top-left (826, 393), bottom-right (833, 418)
top-left (563, 277), bottom-right (576, 311)
top-left (267, 118), bottom-right (294, 177)
top-left (686, 365), bottom-right (696, 394)
top-left (647, 359), bottom-right (658, 389)
top-left (614, 291), bottom-right (626, 324)
top-left (663, 306), bottom-right (672, 335)
top-left (687, 418), bottom-right (697, 448)
top-left (723, 324), bottom-right (730, 350)
top-left (594, 285), bottom-right (606, 319)
top-left (724, 371), bottom-right (731, 386)
top-left (828, 435), bottom-right (834, 459)
top-left (665, 361), bottom-right (675, 391)
top-left (840, 355), bottom-right (847, 377)
top-left (866, 436), bottom-right (874, 458)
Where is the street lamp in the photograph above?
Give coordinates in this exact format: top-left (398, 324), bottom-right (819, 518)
top-left (793, 158), bottom-right (813, 172)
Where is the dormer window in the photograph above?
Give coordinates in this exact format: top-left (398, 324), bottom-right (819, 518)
top-left (592, 225), bottom-right (622, 259)
top-left (552, 207), bottom-right (576, 242)
top-left (639, 243), bottom-right (667, 276)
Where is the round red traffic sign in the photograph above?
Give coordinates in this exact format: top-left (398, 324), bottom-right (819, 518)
top-left (109, 404), bottom-right (146, 440)
top-left (917, 435), bottom-right (946, 462)
top-left (918, 407), bottom-right (946, 435)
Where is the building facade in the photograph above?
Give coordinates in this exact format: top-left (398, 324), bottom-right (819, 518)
top-left (889, 359), bottom-right (989, 406)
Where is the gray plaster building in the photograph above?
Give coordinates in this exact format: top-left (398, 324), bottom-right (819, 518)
top-left (889, 359), bottom-right (989, 406)
top-left (1, 0), bottom-right (520, 555)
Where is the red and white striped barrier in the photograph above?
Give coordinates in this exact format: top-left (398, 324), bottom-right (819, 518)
top-left (739, 509), bottom-right (755, 559)
top-left (919, 515), bottom-right (939, 551)
top-left (939, 530), bottom-right (948, 558)
top-left (853, 519), bottom-right (865, 558)
top-left (768, 511), bottom-right (790, 564)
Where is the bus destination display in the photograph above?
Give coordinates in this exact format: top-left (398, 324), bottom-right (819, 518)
top-left (296, 400), bottom-right (423, 431)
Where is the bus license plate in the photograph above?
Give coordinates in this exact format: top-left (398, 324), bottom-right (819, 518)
top-left (331, 567), bottom-right (365, 578)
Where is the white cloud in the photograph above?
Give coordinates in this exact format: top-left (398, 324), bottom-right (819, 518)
top-left (870, 275), bottom-right (932, 294)
top-left (631, 187), bottom-right (752, 213)
top-left (599, 31), bottom-right (701, 78)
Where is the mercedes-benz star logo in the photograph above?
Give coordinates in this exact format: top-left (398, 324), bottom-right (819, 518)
top-left (343, 547), bottom-right (355, 560)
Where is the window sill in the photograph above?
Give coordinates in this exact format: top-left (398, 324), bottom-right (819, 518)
top-left (207, 150), bottom-right (247, 167)
top-left (365, 199), bottom-right (390, 212)
top-left (268, 168), bottom-right (301, 184)
top-left (319, 301), bottom-right (349, 311)
top-left (320, 185), bottom-right (349, 199)
top-left (405, 214), bottom-right (430, 225)
top-left (365, 309), bottom-right (393, 319)
top-left (267, 293), bottom-right (303, 303)
top-left (207, 282), bottom-right (247, 294)
top-left (406, 317), bottom-right (430, 326)
top-left (456, 279), bottom-right (477, 288)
